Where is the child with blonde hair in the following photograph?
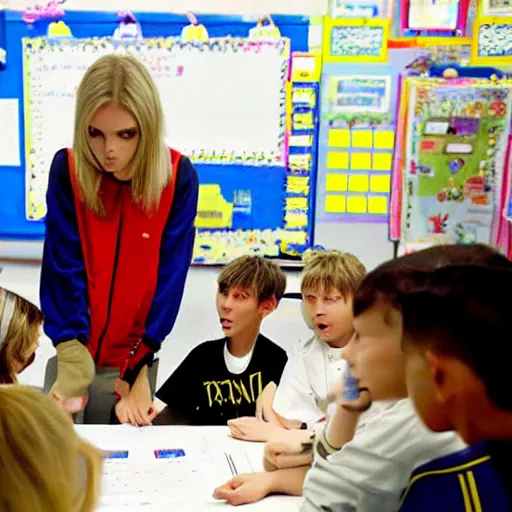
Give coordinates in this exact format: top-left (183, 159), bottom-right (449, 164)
top-left (0, 287), bottom-right (43, 384)
top-left (0, 385), bottom-right (103, 512)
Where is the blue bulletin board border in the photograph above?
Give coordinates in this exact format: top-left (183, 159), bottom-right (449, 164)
top-left (0, 10), bottom-right (314, 265)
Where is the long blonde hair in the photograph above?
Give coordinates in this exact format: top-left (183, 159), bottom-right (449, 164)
top-left (0, 287), bottom-right (43, 384)
top-left (73, 53), bottom-right (170, 215)
top-left (0, 385), bottom-right (103, 512)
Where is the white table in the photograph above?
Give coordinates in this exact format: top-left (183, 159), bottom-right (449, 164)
top-left (76, 425), bottom-right (301, 511)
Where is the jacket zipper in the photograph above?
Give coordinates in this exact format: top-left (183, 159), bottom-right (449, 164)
top-left (94, 212), bottom-right (124, 364)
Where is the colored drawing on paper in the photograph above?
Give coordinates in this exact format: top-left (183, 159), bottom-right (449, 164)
top-left (477, 21), bottom-right (512, 59)
top-left (329, 76), bottom-right (391, 113)
top-left (331, 25), bottom-right (384, 57)
top-left (408, 0), bottom-right (461, 29)
top-left (330, 0), bottom-right (384, 17)
top-left (23, 36), bottom-right (290, 221)
top-left (323, 19), bottom-right (389, 63)
top-left (401, 78), bottom-right (512, 246)
top-left (482, 0), bottom-right (512, 14)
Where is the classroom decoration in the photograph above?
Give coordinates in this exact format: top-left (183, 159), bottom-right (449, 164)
top-left (399, 0), bottom-right (471, 37)
top-left (480, 0), bottom-right (512, 15)
top-left (393, 77), bottom-right (512, 246)
top-left (22, 0), bottom-right (65, 25)
top-left (321, 76), bottom-right (395, 221)
top-left (330, 0), bottom-right (386, 18)
top-left (180, 12), bottom-right (209, 44)
top-left (322, 17), bottom-right (389, 62)
top-left (471, 17), bottom-right (512, 64)
top-left (113, 11), bottom-right (143, 41)
top-left (23, 36), bottom-right (290, 223)
top-left (0, 48), bottom-right (5, 70)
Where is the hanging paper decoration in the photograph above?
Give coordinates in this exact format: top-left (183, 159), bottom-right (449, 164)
top-left (23, 0), bottom-right (65, 25)
top-left (248, 16), bottom-right (281, 41)
top-left (47, 21), bottom-right (72, 38)
top-left (113, 11), bottom-right (144, 41)
top-left (180, 12), bottom-right (209, 44)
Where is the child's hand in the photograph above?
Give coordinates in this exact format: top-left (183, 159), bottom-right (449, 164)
top-left (213, 472), bottom-right (272, 506)
top-left (264, 436), bottom-right (314, 471)
top-left (228, 417), bottom-right (281, 442)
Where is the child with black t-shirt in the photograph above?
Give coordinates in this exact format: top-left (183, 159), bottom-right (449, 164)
top-left (154, 256), bottom-right (288, 426)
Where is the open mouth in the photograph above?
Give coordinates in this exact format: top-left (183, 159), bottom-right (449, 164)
top-left (316, 322), bottom-right (329, 332)
top-left (221, 318), bottom-right (233, 329)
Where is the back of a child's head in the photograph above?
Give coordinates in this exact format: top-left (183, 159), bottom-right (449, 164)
top-left (0, 287), bottom-right (44, 384)
top-left (355, 244), bottom-right (512, 411)
top-left (0, 385), bottom-right (103, 512)
top-left (301, 249), bottom-right (366, 299)
top-left (217, 255), bottom-right (287, 303)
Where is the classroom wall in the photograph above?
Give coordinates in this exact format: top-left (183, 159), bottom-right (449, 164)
top-left (3, 0), bottom-right (328, 14)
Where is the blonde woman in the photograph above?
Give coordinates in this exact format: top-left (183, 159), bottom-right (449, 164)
top-left (40, 54), bottom-right (199, 425)
top-left (0, 287), bottom-right (42, 384)
top-left (0, 385), bottom-right (103, 512)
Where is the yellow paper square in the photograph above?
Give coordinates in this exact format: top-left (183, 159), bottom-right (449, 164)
top-left (370, 175), bottom-right (391, 193)
top-left (348, 174), bottom-right (369, 192)
top-left (327, 152), bottom-right (349, 170)
top-left (350, 153), bottom-right (372, 170)
top-left (286, 197), bottom-right (308, 210)
top-left (347, 195), bottom-right (367, 213)
top-left (368, 195), bottom-right (389, 214)
top-left (374, 131), bottom-right (395, 150)
top-left (328, 129), bottom-right (350, 148)
top-left (372, 153), bottom-right (393, 171)
top-left (325, 195), bottom-right (347, 213)
top-left (351, 130), bottom-right (373, 148)
top-left (326, 174), bottom-right (348, 192)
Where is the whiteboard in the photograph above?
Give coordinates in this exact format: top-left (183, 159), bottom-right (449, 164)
top-left (23, 37), bottom-right (290, 221)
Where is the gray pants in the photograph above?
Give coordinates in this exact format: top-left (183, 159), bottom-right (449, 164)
top-left (44, 356), bottom-right (159, 425)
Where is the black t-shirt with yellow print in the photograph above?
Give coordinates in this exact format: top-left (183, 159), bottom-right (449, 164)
top-left (156, 335), bottom-right (288, 426)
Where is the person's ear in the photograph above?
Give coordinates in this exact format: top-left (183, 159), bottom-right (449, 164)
top-left (259, 295), bottom-right (277, 318)
top-left (425, 349), bottom-right (450, 403)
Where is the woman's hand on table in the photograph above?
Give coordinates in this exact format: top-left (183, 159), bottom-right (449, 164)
top-left (228, 417), bottom-right (283, 442)
top-left (115, 366), bottom-right (157, 426)
top-left (213, 472), bottom-right (272, 506)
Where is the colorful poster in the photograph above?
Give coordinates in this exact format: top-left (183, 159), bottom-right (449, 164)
top-left (472, 18), bottom-right (512, 63)
top-left (329, 76), bottom-right (391, 113)
top-left (323, 18), bottom-right (389, 63)
top-left (400, 78), bottom-right (512, 246)
top-left (481, 0), bottom-right (512, 14)
top-left (408, 0), bottom-right (461, 29)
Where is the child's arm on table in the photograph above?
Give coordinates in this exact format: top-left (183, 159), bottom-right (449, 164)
top-left (213, 466), bottom-right (310, 506)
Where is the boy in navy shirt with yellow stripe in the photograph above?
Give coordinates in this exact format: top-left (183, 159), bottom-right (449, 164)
top-left (349, 244), bottom-right (511, 510)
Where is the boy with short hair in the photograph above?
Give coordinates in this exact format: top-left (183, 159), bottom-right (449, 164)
top-left (317, 243), bottom-right (510, 511)
top-left (154, 255), bottom-right (288, 426)
top-left (227, 250), bottom-right (366, 442)
top-left (365, 244), bottom-right (512, 508)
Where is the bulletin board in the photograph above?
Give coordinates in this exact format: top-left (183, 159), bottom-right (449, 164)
top-left (315, 46), bottom-right (427, 225)
top-left (471, 16), bottom-right (512, 65)
top-left (396, 77), bottom-right (512, 246)
top-left (0, 11), bottom-right (317, 264)
top-left (23, 36), bottom-right (290, 221)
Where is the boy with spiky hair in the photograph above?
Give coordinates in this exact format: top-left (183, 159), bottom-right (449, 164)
top-left (155, 255), bottom-right (288, 426)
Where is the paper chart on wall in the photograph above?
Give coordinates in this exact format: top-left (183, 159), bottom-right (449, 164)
top-left (400, 78), bottom-right (512, 246)
top-left (23, 37), bottom-right (290, 221)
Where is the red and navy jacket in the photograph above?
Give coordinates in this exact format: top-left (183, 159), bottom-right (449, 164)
top-left (398, 442), bottom-right (511, 511)
top-left (40, 148), bottom-right (199, 383)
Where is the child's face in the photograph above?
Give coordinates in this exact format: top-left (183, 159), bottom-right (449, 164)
top-left (403, 339), bottom-right (472, 439)
top-left (342, 300), bottom-right (407, 401)
top-left (302, 287), bottom-right (353, 348)
top-left (216, 286), bottom-right (274, 339)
